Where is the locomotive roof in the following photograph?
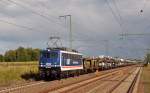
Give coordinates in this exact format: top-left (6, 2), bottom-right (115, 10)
top-left (42, 48), bottom-right (83, 55)
top-left (46, 47), bottom-right (78, 52)
top-left (60, 50), bottom-right (83, 55)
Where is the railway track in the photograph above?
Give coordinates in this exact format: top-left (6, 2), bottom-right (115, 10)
top-left (0, 66), bottom-right (134, 93)
top-left (47, 66), bottom-right (138, 93)
top-left (111, 66), bottom-right (142, 93)
top-left (0, 81), bottom-right (45, 93)
top-left (127, 68), bottom-right (140, 93)
top-left (50, 65), bottom-right (140, 93)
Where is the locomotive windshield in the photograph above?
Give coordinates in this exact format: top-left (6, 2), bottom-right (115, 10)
top-left (42, 51), bottom-right (58, 59)
top-left (40, 50), bottom-right (60, 66)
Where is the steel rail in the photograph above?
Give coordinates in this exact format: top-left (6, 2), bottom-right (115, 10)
top-left (47, 66), bottom-right (133, 93)
top-left (127, 67), bottom-right (141, 93)
top-left (106, 67), bottom-right (137, 93)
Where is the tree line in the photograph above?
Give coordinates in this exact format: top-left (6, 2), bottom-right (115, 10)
top-left (145, 53), bottom-right (150, 64)
top-left (0, 47), bottom-right (40, 62)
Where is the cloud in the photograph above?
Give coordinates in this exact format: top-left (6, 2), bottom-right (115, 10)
top-left (0, 0), bottom-right (149, 59)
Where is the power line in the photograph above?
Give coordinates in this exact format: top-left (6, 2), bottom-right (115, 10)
top-left (110, 0), bottom-right (149, 58)
top-left (106, 0), bottom-right (129, 40)
top-left (35, 0), bottom-right (60, 20)
top-left (7, 0), bottom-right (103, 43)
top-left (111, 0), bottom-right (123, 27)
top-left (0, 0), bottom-right (69, 37)
top-left (20, 0), bottom-right (61, 23)
top-left (34, 0), bottom-right (96, 42)
top-left (22, 0), bottom-right (72, 33)
top-left (120, 33), bottom-right (150, 36)
top-left (0, 19), bottom-right (35, 31)
top-left (105, 0), bottom-right (122, 28)
top-left (6, 0), bottom-right (50, 20)
top-left (106, 0), bottom-right (132, 58)
top-left (5, 0), bottom-right (65, 29)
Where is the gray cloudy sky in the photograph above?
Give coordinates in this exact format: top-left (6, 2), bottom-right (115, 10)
top-left (0, 0), bottom-right (150, 59)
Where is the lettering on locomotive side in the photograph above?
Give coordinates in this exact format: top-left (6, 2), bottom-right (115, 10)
top-left (73, 61), bottom-right (79, 64)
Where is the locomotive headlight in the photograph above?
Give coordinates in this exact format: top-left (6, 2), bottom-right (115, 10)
top-left (40, 63), bottom-right (45, 67)
top-left (40, 64), bottom-right (44, 67)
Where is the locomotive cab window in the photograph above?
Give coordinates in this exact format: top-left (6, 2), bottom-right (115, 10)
top-left (49, 52), bottom-right (58, 59)
top-left (41, 51), bottom-right (47, 58)
top-left (41, 51), bottom-right (58, 59)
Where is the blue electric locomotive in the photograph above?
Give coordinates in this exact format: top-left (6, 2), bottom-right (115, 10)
top-left (39, 48), bottom-right (83, 79)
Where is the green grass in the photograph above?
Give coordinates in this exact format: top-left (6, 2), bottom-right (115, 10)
top-left (141, 64), bottom-right (150, 93)
top-left (0, 62), bottom-right (38, 86)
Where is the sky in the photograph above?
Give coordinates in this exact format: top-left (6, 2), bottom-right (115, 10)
top-left (0, 0), bottom-right (150, 59)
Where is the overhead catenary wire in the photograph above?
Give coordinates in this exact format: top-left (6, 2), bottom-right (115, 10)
top-left (0, 19), bottom-right (35, 31)
top-left (111, 0), bottom-right (126, 41)
top-left (5, 0), bottom-right (66, 30)
top-left (107, 0), bottom-right (140, 54)
top-left (105, 0), bottom-right (132, 57)
top-left (18, 0), bottom-right (62, 23)
top-left (110, 1), bottom-right (129, 38)
top-left (110, 0), bottom-right (150, 58)
top-left (0, 18), bottom-right (61, 37)
top-left (20, 0), bottom-right (82, 44)
top-left (8, 0), bottom-right (52, 21)
top-left (107, 0), bottom-right (150, 36)
top-left (111, 0), bottom-right (150, 37)
top-left (0, 1), bottom-right (42, 32)
top-left (105, 0), bottom-right (122, 28)
top-left (18, 0), bottom-right (98, 44)
top-left (106, 0), bottom-right (129, 40)
top-left (35, 0), bottom-right (61, 20)
top-left (0, 0), bottom-right (67, 38)
top-left (108, 0), bottom-right (131, 28)
top-left (111, 0), bottom-right (124, 27)
top-left (34, 0), bottom-right (93, 42)
top-left (5, 0), bottom-right (74, 41)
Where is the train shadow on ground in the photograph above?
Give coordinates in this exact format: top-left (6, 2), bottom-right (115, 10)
top-left (21, 71), bottom-right (64, 81)
top-left (21, 71), bottom-right (41, 81)
top-left (21, 69), bottom-right (110, 81)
